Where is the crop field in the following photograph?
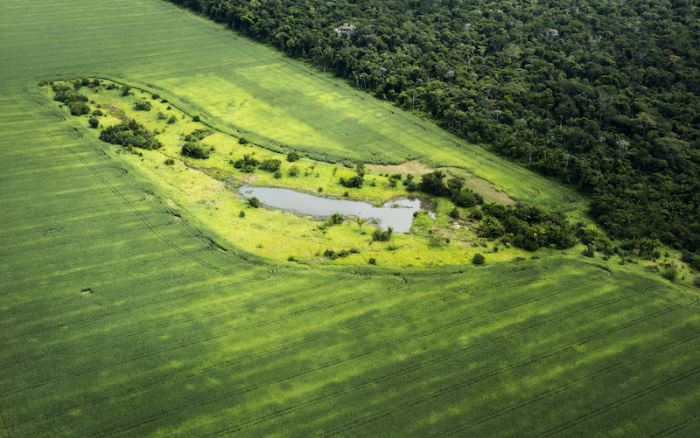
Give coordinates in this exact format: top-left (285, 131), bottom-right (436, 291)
top-left (1, 0), bottom-right (700, 437)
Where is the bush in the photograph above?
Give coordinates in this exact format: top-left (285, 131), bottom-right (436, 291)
top-left (339, 175), bottom-right (363, 188)
top-left (69, 101), bottom-right (90, 116)
top-left (239, 210), bottom-right (246, 218)
top-left (92, 109), bottom-right (103, 116)
top-left (327, 212), bottom-right (344, 225)
top-left (372, 227), bottom-right (394, 242)
top-left (287, 151), bottom-right (300, 162)
top-left (100, 120), bottom-right (163, 150)
top-left (288, 166), bottom-right (300, 177)
top-left (121, 86), bottom-right (131, 96)
top-left (662, 265), bottom-right (678, 282)
top-left (238, 137), bottom-right (249, 144)
top-left (167, 115), bottom-right (177, 124)
top-left (472, 253), bottom-right (486, 265)
top-left (164, 158), bottom-right (175, 165)
top-left (181, 142), bottom-right (211, 159)
top-left (135, 100), bottom-right (152, 111)
top-left (192, 115), bottom-right (201, 122)
top-left (88, 118), bottom-right (99, 128)
top-left (247, 197), bottom-right (261, 208)
top-left (260, 159), bottom-right (282, 172)
top-left (368, 258), bottom-right (377, 265)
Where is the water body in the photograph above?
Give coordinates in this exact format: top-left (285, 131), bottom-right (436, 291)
top-left (237, 185), bottom-right (435, 233)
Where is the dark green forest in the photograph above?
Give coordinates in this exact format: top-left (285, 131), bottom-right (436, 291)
top-left (168, 0), bottom-right (700, 259)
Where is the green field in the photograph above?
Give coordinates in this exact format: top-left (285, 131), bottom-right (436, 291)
top-left (1, 0), bottom-right (700, 436)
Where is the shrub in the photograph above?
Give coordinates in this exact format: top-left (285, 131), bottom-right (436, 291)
top-left (662, 265), bottom-right (678, 282)
top-left (274, 171), bottom-right (282, 179)
top-left (135, 100), bottom-right (152, 111)
top-left (260, 159), bottom-right (282, 172)
top-left (472, 253), bottom-right (486, 265)
top-left (167, 115), bottom-right (177, 124)
top-left (181, 142), bottom-right (211, 159)
top-left (449, 207), bottom-right (460, 219)
top-left (121, 86), bottom-right (131, 96)
top-left (368, 258), bottom-right (377, 265)
top-left (239, 210), bottom-right (246, 218)
top-left (327, 212), bottom-right (344, 225)
top-left (192, 115), bottom-right (201, 122)
top-left (287, 151), bottom-right (300, 162)
top-left (288, 165), bottom-right (300, 177)
top-left (164, 158), bottom-right (175, 165)
top-left (88, 118), bottom-right (99, 128)
top-left (247, 197), bottom-right (261, 208)
top-left (339, 175), bottom-right (363, 188)
top-left (92, 109), bottom-right (103, 116)
top-left (372, 227), bottom-right (394, 242)
top-left (69, 101), bottom-right (90, 116)
top-left (100, 120), bottom-right (163, 150)
top-left (238, 137), bottom-right (249, 144)
top-left (151, 93), bottom-right (160, 100)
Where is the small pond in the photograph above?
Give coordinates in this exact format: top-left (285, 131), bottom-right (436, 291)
top-left (237, 185), bottom-right (436, 233)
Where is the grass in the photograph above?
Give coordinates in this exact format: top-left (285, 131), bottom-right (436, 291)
top-left (1, 0), bottom-right (700, 437)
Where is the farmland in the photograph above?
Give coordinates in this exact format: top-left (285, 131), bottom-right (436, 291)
top-left (1, 0), bottom-right (700, 437)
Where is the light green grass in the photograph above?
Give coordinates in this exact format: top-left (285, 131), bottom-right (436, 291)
top-left (1, 1), bottom-right (700, 437)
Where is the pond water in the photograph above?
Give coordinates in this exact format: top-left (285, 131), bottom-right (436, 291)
top-left (237, 185), bottom-right (436, 233)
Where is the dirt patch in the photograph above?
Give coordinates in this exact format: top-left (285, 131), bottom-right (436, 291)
top-left (238, 175), bottom-right (260, 184)
top-left (367, 161), bottom-right (515, 205)
top-left (81, 288), bottom-right (92, 294)
top-left (167, 198), bottom-right (178, 208)
top-left (366, 160), bottom-right (433, 176)
top-left (103, 102), bottom-right (128, 121)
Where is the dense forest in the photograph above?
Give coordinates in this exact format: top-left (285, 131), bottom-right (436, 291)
top-left (167, 0), bottom-right (700, 259)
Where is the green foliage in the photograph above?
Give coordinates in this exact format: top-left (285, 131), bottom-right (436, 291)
top-left (662, 265), bottom-right (678, 282)
top-left (472, 253), bottom-right (485, 265)
top-left (286, 151), bottom-right (300, 162)
top-left (234, 153), bottom-right (258, 172)
top-left (181, 142), bottom-right (211, 159)
top-left (164, 158), bottom-right (175, 165)
top-left (238, 210), bottom-right (246, 217)
top-left (238, 136), bottom-right (249, 144)
top-left (135, 100), bottom-right (152, 111)
top-left (260, 158), bottom-right (281, 172)
top-left (247, 197), bottom-right (261, 208)
top-left (478, 203), bottom-right (577, 251)
top-left (339, 175), bottom-right (363, 188)
top-left (372, 227), bottom-right (393, 242)
top-left (88, 118), bottom-right (99, 128)
top-left (99, 120), bottom-right (163, 150)
top-left (68, 101), bottom-right (90, 116)
top-left (326, 212), bottom-right (344, 226)
top-left (167, 115), bottom-right (177, 124)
